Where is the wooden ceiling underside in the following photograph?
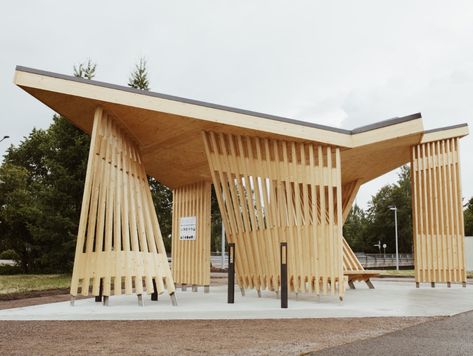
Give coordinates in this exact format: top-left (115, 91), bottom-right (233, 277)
top-left (14, 67), bottom-right (469, 189)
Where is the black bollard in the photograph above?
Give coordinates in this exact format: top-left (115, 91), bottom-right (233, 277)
top-left (280, 242), bottom-right (288, 309)
top-left (228, 243), bottom-right (235, 304)
top-left (95, 278), bottom-right (103, 302)
top-left (151, 279), bottom-right (158, 301)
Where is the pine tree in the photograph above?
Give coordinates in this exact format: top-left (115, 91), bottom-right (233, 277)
top-left (73, 59), bottom-right (96, 80)
top-left (128, 58), bottom-right (150, 90)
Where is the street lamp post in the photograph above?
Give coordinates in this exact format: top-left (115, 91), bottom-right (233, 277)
top-left (0, 135), bottom-right (9, 143)
top-left (389, 205), bottom-right (400, 271)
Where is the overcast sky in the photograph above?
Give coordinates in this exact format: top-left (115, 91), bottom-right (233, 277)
top-left (1, 0), bottom-right (472, 209)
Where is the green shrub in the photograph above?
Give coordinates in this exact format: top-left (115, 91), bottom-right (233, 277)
top-left (0, 249), bottom-right (20, 260)
top-left (0, 264), bottom-right (23, 275)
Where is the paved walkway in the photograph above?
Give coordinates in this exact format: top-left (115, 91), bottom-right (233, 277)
top-left (0, 280), bottom-right (472, 320)
top-left (311, 310), bottom-right (473, 355)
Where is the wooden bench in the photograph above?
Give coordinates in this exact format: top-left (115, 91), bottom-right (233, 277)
top-left (343, 238), bottom-right (380, 289)
top-left (344, 270), bottom-right (380, 289)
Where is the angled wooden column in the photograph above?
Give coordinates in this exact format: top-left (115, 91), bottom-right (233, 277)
top-left (203, 131), bottom-right (344, 298)
top-left (70, 107), bottom-right (176, 298)
top-left (340, 179), bottom-right (379, 286)
top-left (341, 179), bottom-right (363, 223)
top-left (341, 179), bottom-right (364, 272)
top-left (171, 181), bottom-right (211, 287)
top-left (411, 138), bottom-right (466, 285)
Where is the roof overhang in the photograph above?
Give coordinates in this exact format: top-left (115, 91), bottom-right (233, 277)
top-left (14, 66), bottom-right (469, 189)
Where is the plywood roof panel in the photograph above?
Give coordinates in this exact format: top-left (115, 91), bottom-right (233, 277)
top-left (14, 66), bottom-right (469, 189)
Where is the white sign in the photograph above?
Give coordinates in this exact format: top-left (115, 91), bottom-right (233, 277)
top-left (179, 216), bottom-right (197, 240)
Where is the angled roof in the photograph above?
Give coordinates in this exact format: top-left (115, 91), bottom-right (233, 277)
top-left (14, 66), bottom-right (469, 189)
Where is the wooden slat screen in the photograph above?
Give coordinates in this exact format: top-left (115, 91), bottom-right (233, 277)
top-left (171, 181), bottom-right (211, 286)
top-left (70, 107), bottom-right (175, 297)
top-left (202, 131), bottom-right (344, 297)
top-left (411, 138), bottom-right (466, 284)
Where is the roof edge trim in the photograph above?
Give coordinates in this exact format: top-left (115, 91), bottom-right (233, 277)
top-left (15, 65), bottom-right (423, 138)
top-left (423, 123), bottom-right (468, 134)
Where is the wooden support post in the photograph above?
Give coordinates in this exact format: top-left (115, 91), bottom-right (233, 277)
top-left (171, 182), bottom-right (211, 290)
top-left (70, 296), bottom-right (75, 306)
top-left (204, 285), bottom-right (210, 294)
top-left (366, 280), bottom-right (374, 289)
top-left (240, 287), bottom-right (245, 296)
top-left (137, 294), bottom-right (144, 306)
top-left (281, 242), bottom-right (288, 309)
top-left (103, 296), bottom-right (109, 306)
top-left (192, 285), bottom-right (198, 292)
top-left (348, 280), bottom-right (355, 290)
top-left (228, 243), bottom-right (235, 304)
top-left (182, 284), bottom-right (187, 292)
top-left (411, 139), bottom-right (467, 287)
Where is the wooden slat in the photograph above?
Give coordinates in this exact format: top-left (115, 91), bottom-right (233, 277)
top-left (70, 108), bottom-right (176, 297)
top-left (171, 181), bottom-right (211, 286)
top-left (202, 131), bottom-right (344, 298)
top-left (411, 138), bottom-right (466, 285)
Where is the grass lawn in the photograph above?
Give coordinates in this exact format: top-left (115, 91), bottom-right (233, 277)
top-left (0, 274), bottom-right (70, 295)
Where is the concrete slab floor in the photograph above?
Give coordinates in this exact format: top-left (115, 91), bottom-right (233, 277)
top-left (0, 280), bottom-right (472, 321)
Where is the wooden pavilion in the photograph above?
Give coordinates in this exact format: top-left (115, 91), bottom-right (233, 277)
top-left (14, 66), bottom-right (469, 304)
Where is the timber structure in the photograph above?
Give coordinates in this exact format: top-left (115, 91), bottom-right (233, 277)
top-left (14, 66), bottom-right (469, 304)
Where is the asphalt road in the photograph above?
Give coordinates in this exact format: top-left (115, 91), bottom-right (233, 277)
top-left (311, 310), bottom-right (473, 356)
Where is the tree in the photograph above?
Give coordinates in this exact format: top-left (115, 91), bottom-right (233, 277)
top-left (343, 204), bottom-right (368, 252)
top-left (1, 112), bottom-right (91, 274)
top-left (148, 176), bottom-right (173, 251)
top-left (73, 59), bottom-right (96, 80)
top-left (363, 166), bottom-right (412, 253)
top-left (0, 164), bottom-right (37, 272)
top-left (465, 197), bottom-right (473, 236)
top-left (128, 58), bottom-right (150, 90)
top-left (342, 166), bottom-right (413, 254)
top-left (0, 62), bottom-right (95, 272)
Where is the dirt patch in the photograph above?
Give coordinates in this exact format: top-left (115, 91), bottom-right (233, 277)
top-left (0, 288), bottom-right (70, 301)
top-left (0, 291), bottom-right (90, 310)
top-left (0, 317), bottom-right (437, 355)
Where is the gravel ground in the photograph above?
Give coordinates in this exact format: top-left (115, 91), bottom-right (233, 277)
top-left (0, 317), bottom-right (436, 355)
